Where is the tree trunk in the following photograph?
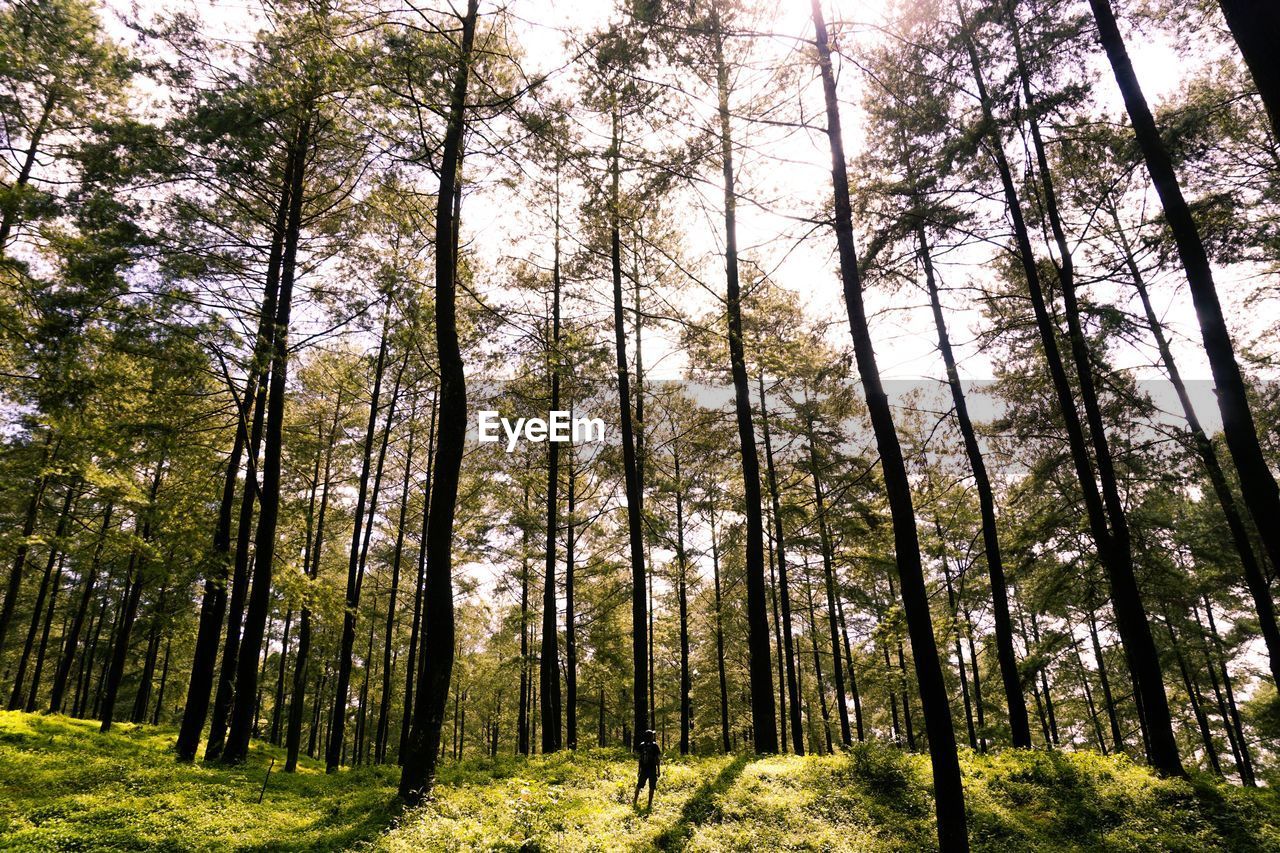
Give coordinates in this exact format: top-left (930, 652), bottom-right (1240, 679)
top-left (811, 2), bottom-right (967, 845)
top-left (962, 6), bottom-right (1181, 775)
top-left (710, 508), bottom-right (731, 754)
top-left (399, 0), bottom-right (477, 803)
top-left (711, 6), bottom-right (777, 752)
top-left (803, 565), bottom-right (833, 754)
top-left (204, 139), bottom-right (296, 760)
top-left (803, 406), bottom-right (852, 747)
top-left (26, 552), bottom-right (65, 712)
top-left (1007, 4), bottom-right (1177, 766)
top-left (565, 429), bottom-right (578, 750)
top-left (376, 410), bottom-right (418, 763)
top-left (540, 195), bottom-right (564, 752)
top-left (835, 592), bottom-right (865, 742)
top-left (1111, 211), bottom-right (1280, 686)
top-left (400, 392), bottom-right (437, 762)
top-left (673, 440), bottom-right (692, 755)
top-left (1216, 0), bottom-right (1280, 142)
top-left (220, 114), bottom-right (311, 765)
top-left (287, 391), bottom-right (342, 771)
top-left (329, 331), bottom-right (403, 771)
top-left (0, 434), bottom-right (53, 658)
top-left (920, 226), bottom-right (1030, 747)
top-left (1200, 598), bottom-right (1255, 785)
top-left (606, 104), bottom-right (649, 745)
top-left (270, 608), bottom-right (293, 745)
top-left (1088, 608), bottom-right (1125, 753)
top-left (1090, 0), bottom-right (1280, 659)
top-left (759, 375), bottom-right (803, 754)
top-left (10, 483), bottom-right (77, 710)
top-left (51, 502), bottom-right (113, 713)
top-left (100, 462), bottom-right (163, 732)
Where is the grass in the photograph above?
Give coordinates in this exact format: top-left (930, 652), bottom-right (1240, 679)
top-left (4, 710), bottom-right (1280, 851)
top-left (0, 711), bottom-right (398, 851)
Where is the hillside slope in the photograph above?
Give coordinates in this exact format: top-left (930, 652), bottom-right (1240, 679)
top-left (2, 711), bottom-right (1278, 851)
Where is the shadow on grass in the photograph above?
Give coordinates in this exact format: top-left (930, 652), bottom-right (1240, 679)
top-left (652, 753), bottom-right (751, 852)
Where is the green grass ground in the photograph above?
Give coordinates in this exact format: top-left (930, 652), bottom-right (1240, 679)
top-left (3, 710), bottom-right (1280, 851)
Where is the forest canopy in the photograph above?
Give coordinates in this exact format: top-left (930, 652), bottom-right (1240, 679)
top-left (1, 0), bottom-right (1280, 849)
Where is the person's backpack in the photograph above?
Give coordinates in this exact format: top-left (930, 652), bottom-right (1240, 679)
top-left (639, 741), bottom-right (660, 770)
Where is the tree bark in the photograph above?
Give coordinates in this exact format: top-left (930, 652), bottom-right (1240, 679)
top-left (1216, 0), bottom-right (1280, 142)
top-left (811, 2), bottom-right (967, 845)
top-left (9, 483), bottom-right (77, 710)
top-left (606, 104), bottom-right (649, 745)
top-left (221, 112), bottom-right (312, 765)
top-left (540, 190), bottom-right (564, 752)
top-left (50, 502), bottom-right (113, 714)
top-left (376, 408), bottom-right (418, 762)
top-left (759, 375), bottom-right (803, 754)
top-left (1090, 0), bottom-right (1280, 664)
top-left (919, 225), bottom-right (1030, 747)
top-left (711, 5), bottom-right (777, 752)
top-left (287, 390), bottom-right (343, 772)
top-left (399, 0), bottom-right (477, 803)
top-left (399, 392), bottom-right (436, 762)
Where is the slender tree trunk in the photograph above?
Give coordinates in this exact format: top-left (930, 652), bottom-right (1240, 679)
top-left (1088, 609), bottom-right (1125, 753)
top-left (26, 552), bottom-right (65, 712)
top-left (100, 462), bottom-right (163, 732)
top-left (10, 483), bottom-right (77, 710)
top-left (153, 638), bottom-right (171, 725)
top-left (1216, 0), bottom-right (1280, 142)
top-left (0, 90), bottom-right (56, 253)
top-left (711, 7), bottom-right (777, 751)
top-left (519, 482), bottom-right (530, 756)
top-left (962, 7), bottom-right (1181, 775)
top-left (920, 227), bottom-right (1030, 747)
top-left (1201, 598), bottom-right (1255, 785)
top-left (710, 509), bottom-right (730, 754)
top-left (131, 589), bottom-right (165, 724)
top-left (803, 565), bottom-right (833, 754)
top-left (606, 105), bottom-right (649, 744)
top-left (221, 114), bottom-right (312, 765)
top-left (803, 406), bottom-right (851, 747)
top-left (835, 593), bottom-right (864, 742)
top-left (1090, 0), bottom-right (1280, 645)
top-left (399, 0), bottom-right (477, 803)
top-left (1072, 638), bottom-right (1108, 754)
top-left (1112, 213), bottom-right (1280, 686)
top-left (325, 317), bottom-right (391, 769)
top-left (377, 410), bottom-right (419, 762)
top-left (760, 375), bottom-right (803, 754)
top-left (74, 590), bottom-right (109, 718)
top-left (204, 140), bottom-right (295, 760)
top-left (0, 434), bottom-right (53, 658)
top-left (565, 430), bottom-right (578, 750)
top-left (287, 393), bottom-right (342, 772)
top-left (540, 195), bottom-right (564, 753)
top-left (51, 502), bottom-right (113, 713)
top-left (1165, 612), bottom-right (1221, 775)
top-left (811, 2), bottom-right (966, 844)
top-left (936, 519), bottom-right (976, 750)
top-left (400, 392), bottom-right (436, 762)
top-left (673, 440), bottom-right (692, 755)
top-left (270, 608), bottom-right (293, 745)
top-left (1008, 5), bottom-right (1176, 765)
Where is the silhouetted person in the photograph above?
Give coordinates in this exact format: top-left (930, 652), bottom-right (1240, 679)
top-left (633, 728), bottom-right (661, 810)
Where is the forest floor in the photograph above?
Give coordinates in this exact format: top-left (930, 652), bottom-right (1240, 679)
top-left (3, 711), bottom-right (1280, 852)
